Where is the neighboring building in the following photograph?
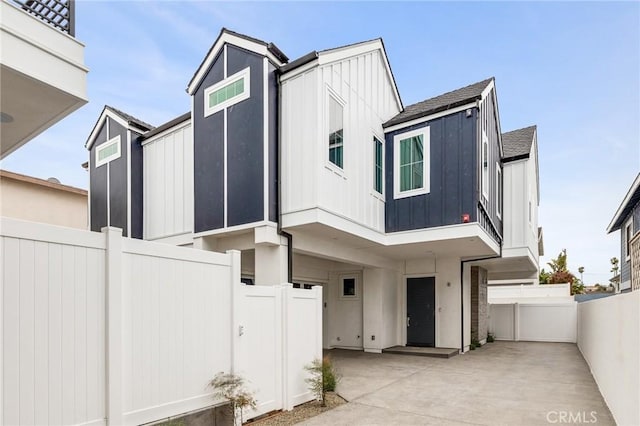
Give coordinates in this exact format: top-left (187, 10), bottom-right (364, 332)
top-left (84, 29), bottom-right (542, 352)
top-left (607, 172), bottom-right (640, 292)
top-left (0, 0), bottom-right (87, 158)
top-left (0, 169), bottom-right (87, 229)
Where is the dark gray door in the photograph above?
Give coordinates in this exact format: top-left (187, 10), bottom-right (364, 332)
top-left (407, 277), bottom-right (436, 347)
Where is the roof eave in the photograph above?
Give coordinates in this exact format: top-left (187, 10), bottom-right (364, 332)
top-left (607, 173), bottom-right (640, 233)
top-left (383, 96), bottom-right (480, 128)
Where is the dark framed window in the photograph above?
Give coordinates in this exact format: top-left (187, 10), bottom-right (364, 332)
top-left (374, 136), bottom-right (383, 194)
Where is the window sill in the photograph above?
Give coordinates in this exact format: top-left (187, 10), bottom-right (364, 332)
top-left (324, 163), bottom-right (347, 179)
top-left (370, 190), bottom-right (385, 202)
top-left (393, 188), bottom-right (430, 200)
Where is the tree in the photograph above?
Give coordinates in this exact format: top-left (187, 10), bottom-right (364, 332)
top-left (578, 266), bottom-right (584, 284)
top-left (610, 257), bottom-right (619, 277)
top-left (539, 268), bottom-right (550, 284)
top-left (209, 372), bottom-right (257, 425)
top-left (544, 249), bottom-right (582, 294)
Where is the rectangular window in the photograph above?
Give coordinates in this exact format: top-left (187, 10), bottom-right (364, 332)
top-left (496, 164), bottom-right (502, 218)
top-left (374, 136), bottom-right (383, 194)
top-left (626, 220), bottom-right (633, 260)
top-left (203, 67), bottom-right (250, 117)
top-left (393, 127), bottom-right (430, 199)
top-left (328, 95), bottom-right (344, 169)
top-left (342, 277), bottom-right (356, 297)
top-left (482, 132), bottom-right (489, 200)
top-left (95, 135), bottom-right (121, 167)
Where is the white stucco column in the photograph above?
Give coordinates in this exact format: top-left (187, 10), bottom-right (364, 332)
top-left (254, 225), bottom-right (289, 285)
top-left (363, 267), bottom-right (399, 353)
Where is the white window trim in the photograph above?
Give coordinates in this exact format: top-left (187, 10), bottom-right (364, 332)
top-left (339, 274), bottom-right (359, 299)
top-left (625, 218), bottom-right (633, 261)
top-left (95, 135), bottom-right (121, 167)
top-left (481, 131), bottom-right (489, 201)
top-left (496, 163), bottom-right (502, 219)
top-left (203, 66), bottom-right (251, 117)
top-left (326, 86), bottom-right (346, 174)
top-left (393, 127), bottom-right (430, 200)
top-left (372, 133), bottom-right (384, 199)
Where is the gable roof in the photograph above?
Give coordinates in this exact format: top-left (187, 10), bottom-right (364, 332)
top-left (383, 77), bottom-right (494, 128)
top-left (502, 125), bottom-right (536, 161)
top-left (85, 105), bottom-right (154, 149)
top-left (187, 28), bottom-right (288, 95)
top-left (280, 38), bottom-right (403, 111)
top-left (607, 173), bottom-right (640, 233)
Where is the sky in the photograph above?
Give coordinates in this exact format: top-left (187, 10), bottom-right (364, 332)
top-left (2, 1), bottom-right (639, 285)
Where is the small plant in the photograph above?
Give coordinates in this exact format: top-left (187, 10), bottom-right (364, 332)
top-left (469, 342), bottom-right (476, 350)
top-left (487, 333), bottom-right (495, 343)
top-left (209, 372), bottom-right (257, 426)
top-left (471, 338), bottom-right (481, 349)
top-left (305, 356), bottom-right (340, 407)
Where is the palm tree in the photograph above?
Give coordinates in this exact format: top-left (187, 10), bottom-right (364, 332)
top-left (578, 266), bottom-right (584, 283)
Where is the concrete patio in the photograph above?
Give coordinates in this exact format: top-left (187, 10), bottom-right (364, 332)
top-left (303, 342), bottom-right (614, 425)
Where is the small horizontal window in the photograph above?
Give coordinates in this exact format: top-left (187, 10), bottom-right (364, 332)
top-left (95, 135), bottom-right (121, 167)
top-left (204, 67), bottom-right (251, 117)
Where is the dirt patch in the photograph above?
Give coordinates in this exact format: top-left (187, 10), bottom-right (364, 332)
top-left (249, 393), bottom-right (346, 425)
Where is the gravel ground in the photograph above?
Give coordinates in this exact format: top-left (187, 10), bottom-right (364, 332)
top-left (250, 393), bottom-right (346, 425)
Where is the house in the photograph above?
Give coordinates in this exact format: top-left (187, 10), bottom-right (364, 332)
top-left (0, 0), bottom-right (88, 158)
top-left (486, 126), bottom-right (544, 289)
top-left (84, 28), bottom-right (541, 352)
top-left (0, 169), bottom-right (87, 229)
top-left (607, 172), bottom-right (640, 292)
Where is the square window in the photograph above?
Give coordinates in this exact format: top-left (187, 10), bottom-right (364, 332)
top-left (342, 277), bottom-right (356, 297)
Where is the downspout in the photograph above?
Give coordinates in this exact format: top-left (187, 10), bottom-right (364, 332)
top-left (276, 70), bottom-right (293, 283)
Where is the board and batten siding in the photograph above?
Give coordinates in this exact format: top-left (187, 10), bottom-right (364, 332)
top-left (502, 138), bottom-right (539, 260)
top-left (281, 49), bottom-right (401, 233)
top-left (384, 110), bottom-right (477, 232)
top-left (143, 122), bottom-right (194, 240)
top-left (192, 44), bottom-right (277, 233)
top-left (478, 88), bottom-right (503, 239)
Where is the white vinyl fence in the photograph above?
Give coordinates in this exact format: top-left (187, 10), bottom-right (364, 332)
top-left (0, 217), bottom-right (322, 426)
top-left (488, 302), bottom-right (577, 343)
top-left (578, 292), bottom-right (640, 426)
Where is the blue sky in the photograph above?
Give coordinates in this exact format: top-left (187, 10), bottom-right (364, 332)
top-left (2, 1), bottom-right (639, 284)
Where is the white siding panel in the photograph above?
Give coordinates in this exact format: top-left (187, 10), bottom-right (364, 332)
top-left (143, 123), bottom-right (194, 240)
top-left (282, 49), bottom-right (400, 235)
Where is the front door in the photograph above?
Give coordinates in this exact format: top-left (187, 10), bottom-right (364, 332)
top-left (406, 277), bottom-right (436, 347)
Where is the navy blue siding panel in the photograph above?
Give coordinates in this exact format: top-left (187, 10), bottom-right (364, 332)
top-left (89, 123), bottom-right (108, 232)
top-left (108, 119), bottom-right (128, 236)
top-left (193, 52), bottom-right (225, 233)
top-left (480, 89), bottom-right (503, 240)
top-left (226, 45), bottom-right (264, 227)
top-left (385, 110), bottom-right (477, 232)
top-left (268, 62), bottom-right (278, 223)
top-left (130, 131), bottom-right (144, 239)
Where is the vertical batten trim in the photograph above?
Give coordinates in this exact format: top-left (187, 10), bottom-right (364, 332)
top-left (106, 117), bottom-right (111, 227)
top-left (126, 129), bottom-right (132, 238)
top-left (263, 57), bottom-right (269, 222)
top-left (190, 95), bottom-right (195, 234)
top-left (223, 44), bottom-right (228, 228)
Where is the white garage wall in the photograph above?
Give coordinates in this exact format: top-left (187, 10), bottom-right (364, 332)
top-left (488, 302), bottom-right (577, 343)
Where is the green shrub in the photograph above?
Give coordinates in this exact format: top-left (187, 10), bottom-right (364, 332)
top-left (305, 356), bottom-right (340, 406)
top-left (487, 333), bottom-right (495, 343)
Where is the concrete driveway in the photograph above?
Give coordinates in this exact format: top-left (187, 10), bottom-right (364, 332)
top-left (302, 342), bottom-right (614, 425)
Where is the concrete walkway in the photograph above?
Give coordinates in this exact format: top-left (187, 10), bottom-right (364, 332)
top-left (302, 342), bottom-right (614, 425)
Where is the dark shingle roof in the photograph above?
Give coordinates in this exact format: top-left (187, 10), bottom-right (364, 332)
top-left (383, 77), bottom-right (493, 128)
top-left (141, 112), bottom-right (190, 140)
top-left (502, 125), bottom-right (536, 160)
top-left (105, 105), bottom-right (154, 131)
